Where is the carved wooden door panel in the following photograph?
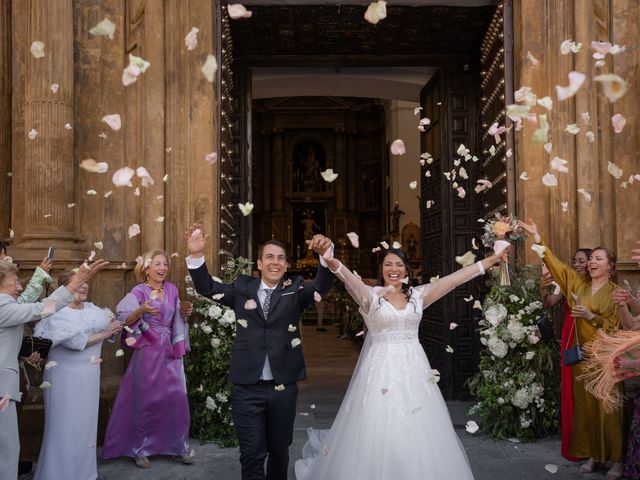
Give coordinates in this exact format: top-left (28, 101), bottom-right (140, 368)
top-left (419, 68), bottom-right (483, 399)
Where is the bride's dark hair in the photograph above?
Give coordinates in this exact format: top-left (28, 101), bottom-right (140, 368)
top-left (375, 248), bottom-right (416, 311)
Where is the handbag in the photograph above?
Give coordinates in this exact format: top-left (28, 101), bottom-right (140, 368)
top-left (18, 336), bottom-right (53, 359)
top-left (536, 313), bottom-right (554, 343)
top-left (562, 317), bottom-right (583, 366)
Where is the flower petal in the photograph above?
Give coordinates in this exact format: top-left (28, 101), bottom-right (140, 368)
top-left (30, 41), bottom-right (45, 58)
top-left (346, 232), bottom-right (359, 248)
top-left (390, 139), bottom-right (406, 155)
top-left (112, 167), bottom-right (135, 187)
top-left (542, 172), bottom-right (558, 187)
top-left (455, 251), bottom-right (476, 268)
top-left (531, 243), bottom-right (546, 258)
top-left (594, 74), bottom-right (627, 102)
top-left (607, 161), bottom-right (623, 179)
top-left (80, 159), bottom-right (109, 173)
top-left (201, 54), bottom-right (218, 82)
top-left (320, 169), bottom-right (338, 182)
top-left (228, 4), bottom-right (253, 19)
top-left (364, 1), bottom-right (387, 25)
top-left (128, 223), bottom-right (141, 238)
top-left (238, 202), bottom-right (254, 216)
top-left (577, 188), bottom-right (592, 202)
top-left (550, 156), bottom-right (569, 173)
top-left (89, 18), bottom-right (116, 40)
top-left (102, 114), bottom-right (122, 131)
top-left (556, 71), bottom-right (586, 101)
top-left (205, 151), bottom-right (217, 164)
top-left (611, 113), bottom-right (626, 133)
top-left (185, 27), bottom-right (199, 51)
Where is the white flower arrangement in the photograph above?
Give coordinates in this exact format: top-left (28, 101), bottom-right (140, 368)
top-left (468, 266), bottom-right (560, 441)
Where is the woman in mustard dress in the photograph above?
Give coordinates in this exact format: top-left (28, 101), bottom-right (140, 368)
top-left (519, 220), bottom-right (625, 480)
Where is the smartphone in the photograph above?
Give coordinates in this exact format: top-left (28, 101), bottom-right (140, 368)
top-left (47, 246), bottom-right (55, 261)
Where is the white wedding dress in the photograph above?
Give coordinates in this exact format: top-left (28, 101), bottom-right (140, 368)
top-left (295, 261), bottom-right (483, 480)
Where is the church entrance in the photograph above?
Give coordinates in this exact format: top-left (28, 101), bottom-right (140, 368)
top-left (219, 0), bottom-right (514, 399)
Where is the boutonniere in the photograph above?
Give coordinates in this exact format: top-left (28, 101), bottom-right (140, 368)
top-left (282, 279), bottom-right (292, 289)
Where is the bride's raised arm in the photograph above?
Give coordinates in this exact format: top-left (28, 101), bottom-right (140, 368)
top-left (322, 254), bottom-right (373, 313)
top-left (418, 250), bottom-right (507, 309)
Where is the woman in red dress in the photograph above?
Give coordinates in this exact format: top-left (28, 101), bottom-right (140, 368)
top-left (540, 248), bottom-right (591, 461)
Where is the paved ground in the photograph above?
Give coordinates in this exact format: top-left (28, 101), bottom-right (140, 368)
top-left (23, 326), bottom-right (613, 479)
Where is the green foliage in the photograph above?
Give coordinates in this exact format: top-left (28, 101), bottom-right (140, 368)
top-left (467, 266), bottom-right (560, 441)
top-left (184, 252), bottom-right (253, 446)
top-left (331, 280), bottom-right (365, 337)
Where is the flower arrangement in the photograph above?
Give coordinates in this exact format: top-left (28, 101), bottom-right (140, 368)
top-left (183, 251), bottom-right (253, 446)
top-left (481, 213), bottom-right (526, 248)
top-left (467, 266), bottom-right (560, 441)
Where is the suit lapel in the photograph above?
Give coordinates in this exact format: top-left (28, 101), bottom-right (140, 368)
top-left (247, 278), bottom-right (266, 324)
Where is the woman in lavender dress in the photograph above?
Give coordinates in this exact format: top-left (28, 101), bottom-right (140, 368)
top-left (33, 272), bottom-right (121, 480)
top-left (102, 250), bottom-right (192, 469)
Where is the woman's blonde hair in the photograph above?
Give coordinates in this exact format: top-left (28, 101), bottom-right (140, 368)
top-left (0, 259), bottom-right (18, 285)
top-left (134, 250), bottom-right (169, 283)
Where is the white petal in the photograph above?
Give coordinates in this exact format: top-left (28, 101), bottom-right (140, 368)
top-left (556, 71), bottom-right (586, 101)
top-left (44, 361), bottom-right (57, 370)
top-left (526, 51), bottom-right (539, 66)
top-left (80, 159), bottom-right (109, 173)
top-left (455, 251), bottom-right (476, 268)
top-left (201, 54), bottom-right (218, 82)
top-left (237, 319), bottom-right (248, 328)
top-left (50, 83), bottom-right (59, 93)
top-left (128, 223), bottom-right (141, 238)
top-left (532, 114), bottom-right (549, 144)
top-left (392, 241), bottom-right (401, 249)
top-left (104, 191), bottom-right (112, 198)
top-left (537, 96), bottom-right (553, 110)
top-left (414, 106), bottom-right (422, 115)
top-left (320, 169), bottom-right (338, 182)
top-left (185, 27), bottom-right (199, 51)
top-left (27, 129), bottom-right (37, 139)
top-left (291, 338), bottom-right (301, 348)
top-left (30, 41), bottom-right (45, 58)
top-left (94, 242), bottom-right (104, 250)
top-left (163, 174), bottom-right (169, 182)
top-left (112, 167), bottom-right (135, 187)
top-left (390, 139), bottom-right (406, 155)
top-left (607, 161), bottom-right (623, 179)
top-left (87, 189), bottom-right (97, 195)
top-left (456, 186), bottom-right (466, 199)
top-left (115, 349), bottom-right (124, 357)
top-left (426, 200), bottom-right (434, 209)
top-left (531, 243), bottom-right (546, 259)
top-left (561, 201), bottom-right (569, 213)
top-left (586, 131), bottom-right (595, 143)
top-left (456, 144), bottom-right (469, 156)
top-left (238, 202), bottom-right (254, 216)
top-left (445, 345), bottom-right (454, 353)
top-left (228, 4), bottom-right (253, 19)
top-left (465, 420), bottom-right (479, 434)
top-left (102, 114), bottom-right (122, 131)
top-left (545, 464), bottom-right (559, 474)
top-left (205, 151), bottom-right (217, 164)
top-left (346, 232), bottom-right (359, 248)
top-left (364, 0), bottom-right (387, 25)
top-left (542, 172), bottom-right (558, 187)
top-left (577, 188), bottom-right (592, 202)
top-left (459, 167), bottom-right (468, 180)
top-left (409, 180), bottom-right (417, 190)
top-left (380, 241), bottom-right (389, 249)
top-left (611, 113), bottom-right (626, 133)
top-left (89, 18), bottom-right (116, 40)
top-left (473, 300), bottom-right (482, 310)
top-left (449, 322), bottom-right (458, 330)
top-left (129, 54), bottom-right (150, 73)
top-left (135, 166), bottom-right (155, 187)
top-left (550, 156), bottom-right (569, 173)
top-left (565, 123), bottom-right (580, 135)
top-left (38, 381), bottom-right (52, 389)
top-left (594, 74), bottom-right (627, 102)
top-left (519, 171), bottom-right (530, 181)
top-left (155, 216), bottom-right (164, 223)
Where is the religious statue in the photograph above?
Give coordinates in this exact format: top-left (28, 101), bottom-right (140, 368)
top-left (390, 202), bottom-right (405, 237)
top-left (296, 209), bottom-right (321, 268)
top-left (301, 147), bottom-right (320, 192)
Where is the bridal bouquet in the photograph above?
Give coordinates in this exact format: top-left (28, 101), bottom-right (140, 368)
top-left (481, 214), bottom-right (526, 286)
top-left (468, 266), bottom-right (560, 441)
top-left (183, 251), bottom-right (253, 446)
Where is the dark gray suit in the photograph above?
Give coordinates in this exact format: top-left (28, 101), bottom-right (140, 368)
top-left (189, 262), bottom-right (333, 480)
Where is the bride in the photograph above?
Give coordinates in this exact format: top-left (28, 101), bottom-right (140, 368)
top-left (295, 245), bottom-right (508, 480)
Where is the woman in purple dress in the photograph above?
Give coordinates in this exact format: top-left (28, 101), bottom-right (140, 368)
top-left (102, 250), bottom-right (192, 469)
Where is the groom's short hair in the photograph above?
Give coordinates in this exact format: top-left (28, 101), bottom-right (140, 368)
top-left (258, 240), bottom-right (287, 260)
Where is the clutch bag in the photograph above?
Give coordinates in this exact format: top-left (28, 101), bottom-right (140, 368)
top-left (563, 345), bottom-right (583, 366)
top-left (18, 336), bottom-right (53, 358)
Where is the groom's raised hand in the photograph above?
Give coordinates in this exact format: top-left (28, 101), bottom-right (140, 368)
top-left (186, 223), bottom-right (209, 258)
top-left (306, 234), bottom-right (333, 257)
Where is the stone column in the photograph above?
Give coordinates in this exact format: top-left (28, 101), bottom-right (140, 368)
top-left (11, 0), bottom-right (83, 260)
top-left (0, 1), bottom-right (10, 240)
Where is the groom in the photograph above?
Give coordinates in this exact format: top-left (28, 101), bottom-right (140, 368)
top-left (186, 225), bottom-right (334, 480)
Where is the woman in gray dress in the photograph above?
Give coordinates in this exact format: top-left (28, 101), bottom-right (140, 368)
top-left (33, 272), bottom-right (121, 480)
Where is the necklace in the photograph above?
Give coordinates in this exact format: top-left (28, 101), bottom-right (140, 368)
top-left (146, 281), bottom-right (164, 300)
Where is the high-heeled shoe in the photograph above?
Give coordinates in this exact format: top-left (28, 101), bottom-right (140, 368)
top-left (134, 456), bottom-right (151, 469)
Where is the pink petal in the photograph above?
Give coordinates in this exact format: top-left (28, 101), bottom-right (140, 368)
top-left (346, 232), bottom-right (359, 248)
top-left (390, 139), bottom-right (406, 155)
top-left (556, 71), bottom-right (586, 101)
top-left (380, 387), bottom-right (389, 395)
top-left (611, 113), bottom-right (626, 133)
top-left (185, 27), bottom-right (199, 51)
top-left (122, 65), bottom-right (141, 86)
top-left (0, 394), bottom-right (10, 412)
top-left (591, 41), bottom-right (612, 55)
top-left (135, 166), bottom-right (155, 187)
top-left (205, 152), bottom-right (217, 164)
top-left (228, 4), bottom-right (252, 19)
top-left (128, 223), bottom-right (141, 238)
top-left (125, 337), bottom-right (137, 347)
top-left (542, 172), bottom-right (558, 187)
top-left (313, 291), bottom-right (322, 303)
top-left (112, 167), bottom-right (135, 187)
top-left (50, 83), bottom-right (59, 93)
